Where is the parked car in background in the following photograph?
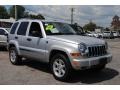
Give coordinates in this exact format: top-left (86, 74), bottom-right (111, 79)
top-left (103, 31), bottom-right (114, 39)
top-left (97, 32), bottom-right (104, 38)
top-left (0, 28), bottom-right (8, 48)
top-left (8, 19), bottom-right (112, 81)
top-left (112, 31), bottom-right (119, 38)
top-left (85, 31), bottom-right (119, 39)
top-left (86, 32), bottom-right (102, 38)
top-left (92, 32), bottom-right (102, 38)
top-left (94, 31), bottom-right (120, 39)
top-left (86, 32), bottom-right (94, 37)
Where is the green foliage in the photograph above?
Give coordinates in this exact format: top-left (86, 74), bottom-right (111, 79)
top-left (0, 5), bottom-right (45, 20)
top-left (24, 12), bottom-right (45, 19)
top-left (105, 27), bottom-right (110, 31)
top-left (83, 21), bottom-right (97, 31)
top-left (0, 6), bottom-right (10, 19)
top-left (9, 5), bottom-right (25, 19)
top-left (9, 5), bottom-right (45, 20)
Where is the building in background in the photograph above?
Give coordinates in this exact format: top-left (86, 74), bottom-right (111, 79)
top-left (95, 29), bottom-right (102, 33)
top-left (0, 17), bottom-right (15, 31)
top-left (111, 15), bottom-right (120, 33)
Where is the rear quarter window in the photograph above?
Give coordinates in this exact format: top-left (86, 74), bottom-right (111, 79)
top-left (10, 22), bottom-right (19, 34)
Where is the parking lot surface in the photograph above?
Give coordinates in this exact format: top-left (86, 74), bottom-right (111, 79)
top-left (0, 39), bottom-right (120, 85)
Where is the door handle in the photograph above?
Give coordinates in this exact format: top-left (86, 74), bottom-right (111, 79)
top-left (15, 36), bottom-right (18, 39)
top-left (27, 38), bottom-right (32, 41)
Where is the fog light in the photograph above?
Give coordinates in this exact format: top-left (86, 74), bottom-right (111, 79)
top-left (70, 53), bottom-right (81, 58)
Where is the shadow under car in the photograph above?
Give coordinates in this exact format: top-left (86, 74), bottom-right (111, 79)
top-left (21, 59), bottom-right (119, 84)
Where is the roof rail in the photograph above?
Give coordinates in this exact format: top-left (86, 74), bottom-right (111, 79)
top-left (17, 18), bottom-right (44, 21)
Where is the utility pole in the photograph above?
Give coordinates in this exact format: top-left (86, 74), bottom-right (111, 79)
top-left (71, 8), bottom-right (74, 24)
top-left (15, 5), bottom-right (17, 21)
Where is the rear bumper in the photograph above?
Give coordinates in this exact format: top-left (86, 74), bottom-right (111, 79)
top-left (71, 54), bottom-right (112, 70)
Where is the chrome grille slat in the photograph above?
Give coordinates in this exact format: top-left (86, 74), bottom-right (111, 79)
top-left (100, 46), bottom-right (101, 55)
top-left (102, 46), bottom-right (104, 54)
top-left (102, 46), bottom-right (104, 55)
top-left (87, 45), bottom-right (106, 57)
top-left (95, 46), bottom-right (98, 56)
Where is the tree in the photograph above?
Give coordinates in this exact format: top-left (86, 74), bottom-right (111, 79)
top-left (26, 13), bottom-right (45, 19)
top-left (9, 5), bottom-right (45, 20)
top-left (0, 6), bottom-right (10, 19)
top-left (9, 5), bottom-right (25, 19)
top-left (105, 27), bottom-right (110, 31)
top-left (37, 14), bottom-right (45, 19)
top-left (83, 21), bottom-right (97, 31)
top-left (23, 11), bottom-right (29, 18)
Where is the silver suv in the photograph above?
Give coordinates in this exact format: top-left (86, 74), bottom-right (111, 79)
top-left (8, 19), bottom-right (112, 81)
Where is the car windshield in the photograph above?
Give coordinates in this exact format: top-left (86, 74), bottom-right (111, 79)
top-left (42, 22), bottom-right (77, 35)
top-left (70, 24), bottom-right (85, 35)
top-left (104, 32), bottom-right (110, 33)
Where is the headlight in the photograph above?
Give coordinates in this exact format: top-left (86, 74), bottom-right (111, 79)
top-left (78, 43), bottom-right (87, 53)
top-left (105, 42), bottom-right (108, 49)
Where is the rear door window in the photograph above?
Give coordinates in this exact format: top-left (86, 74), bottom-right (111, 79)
top-left (17, 22), bottom-right (29, 35)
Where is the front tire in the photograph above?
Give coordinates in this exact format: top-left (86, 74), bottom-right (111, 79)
top-left (50, 53), bottom-right (72, 81)
top-left (9, 47), bottom-right (22, 65)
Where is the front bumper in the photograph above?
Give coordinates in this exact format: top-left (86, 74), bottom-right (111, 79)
top-left (71, 54), bottom-right (112, 70)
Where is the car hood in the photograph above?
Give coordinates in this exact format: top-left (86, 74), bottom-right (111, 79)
top-left (47, 35), bottom-right (105, 45)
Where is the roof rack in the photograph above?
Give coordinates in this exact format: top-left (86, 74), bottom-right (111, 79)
top-left (17, 18), bottom-right (44, 21)
top-left (16, 18), bottom-right (69, 24)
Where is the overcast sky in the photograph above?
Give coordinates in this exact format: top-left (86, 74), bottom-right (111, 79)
top-left (6, 5), bottom-right (120, 27)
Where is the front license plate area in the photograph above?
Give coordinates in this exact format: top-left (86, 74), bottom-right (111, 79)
top-left (99, 58), bottom-right (107, 65)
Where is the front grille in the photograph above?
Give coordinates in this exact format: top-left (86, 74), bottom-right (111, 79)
top-left (87, 45), bottom-right (107, 57)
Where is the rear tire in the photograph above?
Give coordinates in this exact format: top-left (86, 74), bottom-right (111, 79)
top-left (9, 47), bottom-right (22, 65)
top-left (50, 53), bottom-right (72, 81)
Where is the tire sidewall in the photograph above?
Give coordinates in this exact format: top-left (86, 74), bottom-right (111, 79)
top-left (9, 47), bottom-right (20, 65)
top-left (50, 54), bottom-right (72, 81)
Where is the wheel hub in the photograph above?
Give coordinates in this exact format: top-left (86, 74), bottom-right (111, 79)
top-left (10, 50), bottom-right (16, 62)
top-left (53, 59), bottom-right (66, 77)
